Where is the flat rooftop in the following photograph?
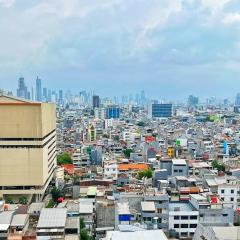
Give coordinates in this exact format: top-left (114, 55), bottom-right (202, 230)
top-left (169, 202), bottom-right (195, 212)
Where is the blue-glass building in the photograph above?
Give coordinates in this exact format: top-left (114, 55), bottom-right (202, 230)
top-left (106, 106), bottom-right (120, 119)
top-left (150, 103), bottom-right (173, 118)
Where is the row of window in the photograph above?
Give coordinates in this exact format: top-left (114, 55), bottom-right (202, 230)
top-left (0, 135), bottom-right (56, 149)
top-left (221, 197), bottom-right (235, 202)
top-left (173, 169), bottom-right (183, 173)
top-left (220, 189), bottom-right (236, 194)
top-left (174, 224), bottom-right (197, 229)
top-left (0, 129), bottom-right (56, 141)
top-left (174, 215), bottom-right (198, 220)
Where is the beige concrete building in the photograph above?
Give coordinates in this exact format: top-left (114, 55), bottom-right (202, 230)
top-left (0, 94), bottom-right (56, 202)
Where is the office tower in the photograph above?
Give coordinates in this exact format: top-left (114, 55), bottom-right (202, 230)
top-left (234, 93), bottom-right (240, 113)
top-left (188, 95), bottom-right (199, 107)
top-left (17, 77), bottom-right (28, 99)
top-left (48, 89), bottom-right (52, 102)
top-left (36, 76), bottom-right (42, 101)
top-left (235, 93), bottom-right (240, 105)
top-left (93, 95), bottom-right (100, 108)
top-left (140, 90), bottom-right (146, 105)
top-left (106, 105), bottom-right (120, 119)
top-left (43, 88), bottom-right (48, 100)
top-left (148, 103), bottom-right (173, 118)
top-left (59, 90), bottom-right (63, 105)
top-left (0, 94), bottom-right (56, 201)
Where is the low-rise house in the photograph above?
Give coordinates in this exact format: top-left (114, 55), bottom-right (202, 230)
top-left (0, 211), bottom-right (14, 240)
top-left (37, 208), bottom-right (67, 240)
top-left (141, 202), bottom-right (156, 227)
top-left (9, 214), bottom-right (29, 236)
top-left (168, 202), bottom-right (199, 239)
top-left (189, 194), bottom-right (234, 226)
top-left (172, 159), bottom-right (188, 177)
top-left (79, 199), bottom-right (94, 233)
top-left (144, 193), bottom-right (169, 230)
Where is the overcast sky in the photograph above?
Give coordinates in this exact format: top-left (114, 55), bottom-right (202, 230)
top-left (1, 0), bottom-right (240, 99)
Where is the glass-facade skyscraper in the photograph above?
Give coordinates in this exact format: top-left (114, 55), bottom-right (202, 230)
top-left (36, 76), bottom-right (42, 101)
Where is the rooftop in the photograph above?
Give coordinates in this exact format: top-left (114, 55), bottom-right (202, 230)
top-left (37, 208), bottom-right (67, 229)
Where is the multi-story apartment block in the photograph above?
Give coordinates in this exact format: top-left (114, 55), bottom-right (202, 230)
top-left (0, 95), bottom-right (56, 202)
top-left (168, 202), bottom-right (199, 239)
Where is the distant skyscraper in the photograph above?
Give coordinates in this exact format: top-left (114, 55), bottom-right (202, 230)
top-left (188, 95), bottom-right (199, 107)
top-left (148, 103), bottom-right (173, 118)
top-left (43, 88), bottom-right (47, 101)
top-left (93, 95), bottom-right (100, 108)
top-left (59, 90), bottom-right (63, 104)
top-left (47, 89), bottom-right (52, 102)
top-left (36, 76), bottom-right (42, 101)
top-left (234, 93), bottom-right (240, 113)
top-left (235, 93), bottom-right (240, 106)
top-left (17, 77), bottom-right (28, 99)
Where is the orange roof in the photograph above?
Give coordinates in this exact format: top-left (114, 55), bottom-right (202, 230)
top-left (118, 163), bottom-right (148, 171)
top-left (61, 164), bottom-right (74, 175)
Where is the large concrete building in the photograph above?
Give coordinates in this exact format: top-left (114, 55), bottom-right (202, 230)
top-left (0, 94), bottom-right (56, 202)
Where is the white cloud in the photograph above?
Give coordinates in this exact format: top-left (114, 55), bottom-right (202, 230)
top-left (222, 12), bottom-right (240, 25)
top-left (201, 0), bottom-right (231, 13)
top-left (0, 0), bottom-right (15, 8)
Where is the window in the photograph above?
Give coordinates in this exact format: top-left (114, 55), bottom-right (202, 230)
top-left (174, 216), bottom-right (180, 220)
top-left (181, 232), bottom-right (188, 237)
top-left (190, 224), bottom-right (197, 228)
top-left (231, 189), bottom-right (234, 194)
top-left (174, 170), bottom-right (178, 173)
top-left (221, 189), bottom-right (225, 194)
top-left (221, 197), bottom-right (225, 201)
top-left (190, 216), bottom-right (198, 220)
top-left (222, 214), bottom-right (228, 217)
top-left (181, 224), bottom-right (188, 228)
top-left (181, 216), bottom-right (188, 220)
top-left (231, 197), bottom-right (234, 202)
top-left (174, 224), bottom-right (179, 228)
top-left (179, 169), bottom-right (183, 173)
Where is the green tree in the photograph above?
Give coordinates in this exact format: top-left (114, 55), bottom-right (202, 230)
top-left (80, 218), bottom-right (86, 229)
top-left (123, 149), bottom-right (133, 158)
top-left (212, 160), bottom-right (225, 172)
top-left (137, 169), bottom-right (153, 180)
top-left (57, 153), bottom-right (73, 165)
top-left (19, 196), bottom-right (28, 205)
top-left (51, 187), bottom-right (63, 202)
top-left (80, 229), bottom-right (91, 240)
top-left (80, 219), bottom-right (92, 240)
top-left (5, 197), bottom-right (13, 204)
top-left (46, 199), bottom-right (55, 208)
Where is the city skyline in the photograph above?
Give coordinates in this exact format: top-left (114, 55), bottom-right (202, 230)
top-left (1, 0), bottom-right (240, 99)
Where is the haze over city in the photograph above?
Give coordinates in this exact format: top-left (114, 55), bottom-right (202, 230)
top-left (1, 0), bottom-right (240, 99)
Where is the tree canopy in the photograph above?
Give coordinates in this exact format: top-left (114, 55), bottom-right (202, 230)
top-left (212, 160), bottom-right (225, 172)
top-left (57, 153), bottom-right (73, 165)
top-left (123, 149), bottom-right (133, 158)
top-left (137, 169), bottom-right (153, 180)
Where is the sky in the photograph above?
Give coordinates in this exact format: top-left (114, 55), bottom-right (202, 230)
top-left (1, 0), bottom-right (240, 100)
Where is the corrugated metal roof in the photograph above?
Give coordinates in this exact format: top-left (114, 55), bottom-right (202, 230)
top-left (37, 208), bottom-right (67, 229)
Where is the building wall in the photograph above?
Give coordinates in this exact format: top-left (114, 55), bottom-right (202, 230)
top-left (169, 210), bottom-right (199, 238)
top-left (0, 98), bottom-right (56, 198)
